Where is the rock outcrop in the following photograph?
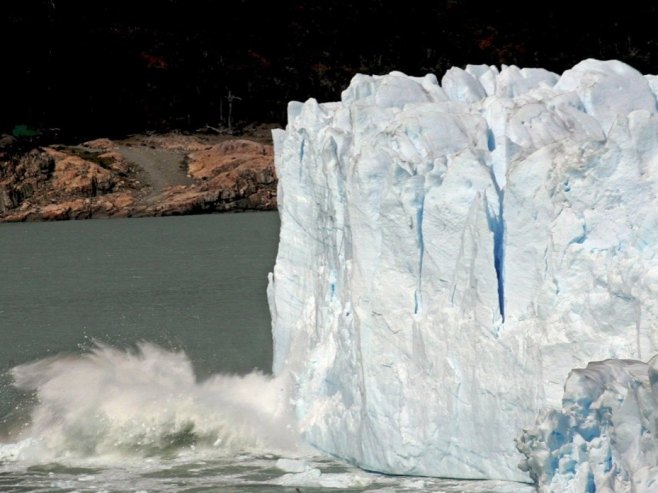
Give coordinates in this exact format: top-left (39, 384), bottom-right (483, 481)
top-left (133, 138), bottom-right (276, 216)
top-left (0, 133), bottom-right (277, 222)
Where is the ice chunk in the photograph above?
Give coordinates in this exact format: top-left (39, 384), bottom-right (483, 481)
top-left (495, 66), bottom-right (559, 98)
top-left (442, 67), bottom-right (487, 103)
top-left (268, 60), bottom-right (658, 482)
top-left (272, 467), bottom-right (374, 488)
top-left (465, 64), bottom-right (499, 97)
top-left (0, 439), bottom-right (33, 462)
top-left (646, 74), bottom-right (658, 100)
top-left (555, 59), bottom-right (656, 133)
top-left (275, 458), bottom-right (310, 473)
top-left (517, 357), bottom-right (658, 492)
top-left (343, 72), bottom-right (447, 108)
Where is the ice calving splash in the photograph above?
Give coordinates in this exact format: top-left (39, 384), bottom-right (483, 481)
top-left (268, 58), bottom-right (658, 488)
top-left (0, 343), bottom-right (533, 492)
top-left (1, 342), bottom-right (302, 462)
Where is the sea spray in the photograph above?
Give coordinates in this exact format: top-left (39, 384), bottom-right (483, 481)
top-left (4, 342), bottom-right (303, 462)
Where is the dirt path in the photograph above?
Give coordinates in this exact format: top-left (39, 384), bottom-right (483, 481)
top-left (118, 145), bottom-right (193, 199)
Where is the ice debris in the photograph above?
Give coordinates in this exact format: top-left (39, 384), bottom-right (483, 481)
top-left (518, 357), bottom-right (658, 492)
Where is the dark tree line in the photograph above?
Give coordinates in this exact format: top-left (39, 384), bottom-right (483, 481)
top-left (3, 0), bottom-right (658, 140)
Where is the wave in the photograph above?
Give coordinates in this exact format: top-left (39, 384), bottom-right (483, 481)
top-left (1, 342), bottom-right (302, 462)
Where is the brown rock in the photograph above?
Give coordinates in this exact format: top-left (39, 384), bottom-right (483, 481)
top-left (0, 142), bottom-right (143, 222)
top-left (97, 150), bottom-right (123, 162)
top-left (2, 209), bottom-right (33, 222)
top-left (0, 186), bottom-right (13, 212)
top-left (110, 192), bottom-right (136, 210)
top-left (92, 192), bottom-right (137, 217)
top-left (187, 140), bottom-right (273, 180)
top-left (48, 149), bottom-right (115, 196)
top-left (82, 138), bottom-right (117, 151)
top-left (98, 151), bottom-right (132, 176)
top-left (142, 187), bottom-right (210, 216)
top-left (40, 202), bottom-right (74, 221)
top-left (11, 149), bottom-right (55, 181)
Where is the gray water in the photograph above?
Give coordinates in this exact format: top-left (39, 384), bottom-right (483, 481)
top-left (0, 213), bottom-right (532, 492)
top-left (0, 213), bottom-right (276, 377)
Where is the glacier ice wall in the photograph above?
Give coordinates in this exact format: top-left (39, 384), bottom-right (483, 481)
top-left (517, 357), bottom-right (658, 492)
top-left (267, 59), bottom-right (658, 482)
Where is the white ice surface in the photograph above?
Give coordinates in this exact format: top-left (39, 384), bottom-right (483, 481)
top-left (268, 59), bottom-right (658, 482)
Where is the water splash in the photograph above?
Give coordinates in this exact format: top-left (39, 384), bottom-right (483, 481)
top-left (3, 342), bottom-right (302, 462)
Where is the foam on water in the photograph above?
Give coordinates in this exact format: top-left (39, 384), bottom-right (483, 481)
top-left (1, 342), bottom-right (303, 463)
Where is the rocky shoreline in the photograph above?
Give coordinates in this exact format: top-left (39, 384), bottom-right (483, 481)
top-left (0, 129), bottom-right (277, 222)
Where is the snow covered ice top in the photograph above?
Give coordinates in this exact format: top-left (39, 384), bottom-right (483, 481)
top-left (267, 59), bottom-right (658, 484)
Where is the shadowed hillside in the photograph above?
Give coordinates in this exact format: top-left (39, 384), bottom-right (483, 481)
top-left (3, 0), bottom-right (658, 139)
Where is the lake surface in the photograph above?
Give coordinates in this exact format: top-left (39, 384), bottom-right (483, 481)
top-left (0, 213), bottom-right (532, 492)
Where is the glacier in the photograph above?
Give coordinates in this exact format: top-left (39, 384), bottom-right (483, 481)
top-left (267, 59), bottom-right (658, 485)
